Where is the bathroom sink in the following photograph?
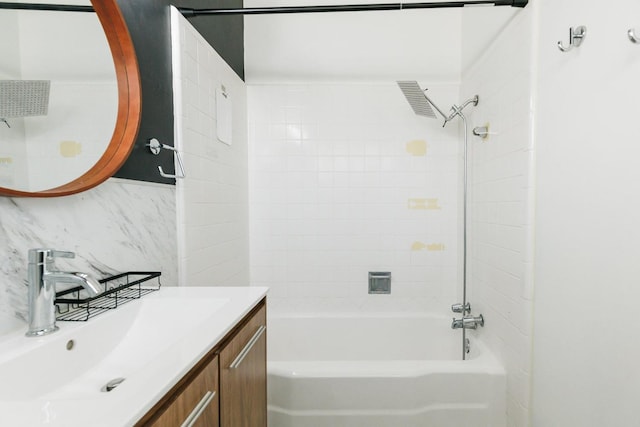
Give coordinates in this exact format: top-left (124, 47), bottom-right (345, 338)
top-left (0, 293), bottom-right (228, 401)
top-left (0, 286), bottom-right (268, 426)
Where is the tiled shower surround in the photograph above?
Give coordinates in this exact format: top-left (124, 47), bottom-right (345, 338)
top-left (463, 6), bottom-right (535, 426)
top-left (248, 83), bottom-right (463, 314)
top-left (171, 8), bottom-right (250, 288)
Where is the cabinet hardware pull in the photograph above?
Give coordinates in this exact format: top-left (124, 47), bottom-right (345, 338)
top-left (229, 325), bottom-right (266, 369)
top-left (181, 390), bottom-right (216, 427)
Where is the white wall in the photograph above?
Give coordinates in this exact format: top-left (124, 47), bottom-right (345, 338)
top-left (244, 4), bottom-right (461, 83)
top-left (461, 7), bottom-right (520, 73)
top-left (0, 8), bottom-right (117, 192)
top-left (248, 83), bottom-right (461, 314)
top-left (531, 0), bottom-right (640, 425)
top-left (171, 8), bottom-right (250, 287)
top-left (0, 10), bottom-right (22, 79)
top-left (461, 7), bottom-right (536, 427)
top-left (244, 0), bottom-right (527, 84)
top-left (0, 10), bottom-right (29, 188)
top-left (17, 7), bottom-right (114, 82)
top-left (23, 82), bottom-right (117, 191)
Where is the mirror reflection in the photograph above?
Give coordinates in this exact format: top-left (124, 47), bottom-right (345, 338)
top-left (0, 2), bottom-right (117, 192)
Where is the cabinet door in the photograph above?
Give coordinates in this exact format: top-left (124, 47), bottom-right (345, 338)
top-left (151, 355), bottom-right (219, 427)
top-left (220, 304), bottom-right (267, 427)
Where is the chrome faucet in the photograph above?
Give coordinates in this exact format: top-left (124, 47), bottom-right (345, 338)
top-left (26, 249), bottom-right (101, 337)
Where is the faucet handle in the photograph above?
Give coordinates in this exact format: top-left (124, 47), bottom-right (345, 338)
top-left (451, 302), bottom-right (471, 314)
top-left (49, 250), bottom-right (75, 259)
top-left (28, 249), bottom-right (75, 263)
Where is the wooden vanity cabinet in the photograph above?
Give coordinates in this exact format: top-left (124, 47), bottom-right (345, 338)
top-left (149, 355), bottom-right (219, 427)
top-left (220, 303), bottom-right (267, 427)
top-left (137, 299), bottom-right (266, 427)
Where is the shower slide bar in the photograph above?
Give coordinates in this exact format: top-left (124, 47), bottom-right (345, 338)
top-left (179, 0), bottom-right (528, 17)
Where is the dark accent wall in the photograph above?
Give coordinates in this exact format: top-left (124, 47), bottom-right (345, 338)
top-left (113, 0), bottom-right (243, 184)
top-left (177, 1), bottom-right (245, 79)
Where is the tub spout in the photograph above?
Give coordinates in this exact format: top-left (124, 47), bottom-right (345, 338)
top-left (451, 318), bottom-right (464, 329)
top-left (462, 314), bottom-right (484, 330)
top-left (452, 314), bottom-right (484, 330)
top-left (26, 249), bottom-right (101, 337)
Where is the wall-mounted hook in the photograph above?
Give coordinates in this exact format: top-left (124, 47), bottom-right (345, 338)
top-left (558, 26), bottom-right (587, 52)
top-left (0, 118), bottom-right (9, 128)
top-left (628, 28), bottom-right (640, 44)
top-left (473, 126), bottom-right (490, 139)
top-left (146, 138), bottom-right (186, 179)
top-left (472, 123), bottom-right (499, 140)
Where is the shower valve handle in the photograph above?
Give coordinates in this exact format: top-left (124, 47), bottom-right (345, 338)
top-left (451, 302), bottom-right (471, 314)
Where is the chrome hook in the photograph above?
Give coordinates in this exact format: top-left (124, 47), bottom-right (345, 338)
top-left (628, 28), bottom-right (640, 44)
top-left (558, 26), bottom-right (587, 52)
top-left (473, 126), bottom-right (490, 139)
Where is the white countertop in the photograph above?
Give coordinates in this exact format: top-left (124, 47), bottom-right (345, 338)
top-left (0, 286), bottom-right (268, 426)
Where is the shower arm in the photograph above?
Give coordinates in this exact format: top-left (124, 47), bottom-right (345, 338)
top-left (422, 91), bottom-right (449, 123)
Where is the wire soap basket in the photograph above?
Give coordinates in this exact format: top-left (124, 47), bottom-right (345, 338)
top-left (55, 271), bottom-right (161, 322)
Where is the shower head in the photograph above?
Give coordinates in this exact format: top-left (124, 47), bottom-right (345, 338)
top-left (396, 80), bottom-right (451, 121)
top-left (397, 80), bottom-right (480, 127)
top-left (0, 80), bottom-right (51, 119)
top-left (396, 81), bottom-right (436, 119)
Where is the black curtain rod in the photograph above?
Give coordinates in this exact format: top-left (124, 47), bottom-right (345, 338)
top-left (179, 0), bottom-right (527, 17)
top-left (0, 2), bottom-right (94, 12)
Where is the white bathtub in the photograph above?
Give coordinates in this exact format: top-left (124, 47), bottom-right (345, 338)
top-left (267, 313), bottom-right (506, 427)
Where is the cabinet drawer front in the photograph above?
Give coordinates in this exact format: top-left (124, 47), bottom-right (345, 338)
top-left (220, 304), bottom-right (267, 427)
top-left (151, 355), bottom-right (219, 427)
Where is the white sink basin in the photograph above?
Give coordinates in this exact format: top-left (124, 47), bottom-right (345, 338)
top-left (0, 295), bottom-right (228, 400)
top-left (0, 286), bottom-right (268, 426)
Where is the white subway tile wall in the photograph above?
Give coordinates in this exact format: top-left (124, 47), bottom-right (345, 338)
top-left (171, 9), bottom-right (250, 287)
top-left (462, 7), bottom-right (535, 427)
top-left (248, 83), bottom-right (463, 314)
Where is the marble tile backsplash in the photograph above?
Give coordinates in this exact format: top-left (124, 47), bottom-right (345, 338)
top-left (0, 179), bottom-right (178, 322)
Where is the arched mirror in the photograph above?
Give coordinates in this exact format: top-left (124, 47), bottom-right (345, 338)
top-left (0, 0), bottom-right (140, 197)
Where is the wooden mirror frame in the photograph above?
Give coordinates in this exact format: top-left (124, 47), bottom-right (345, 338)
top-left (0, 0), bottom-right (141, 197)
